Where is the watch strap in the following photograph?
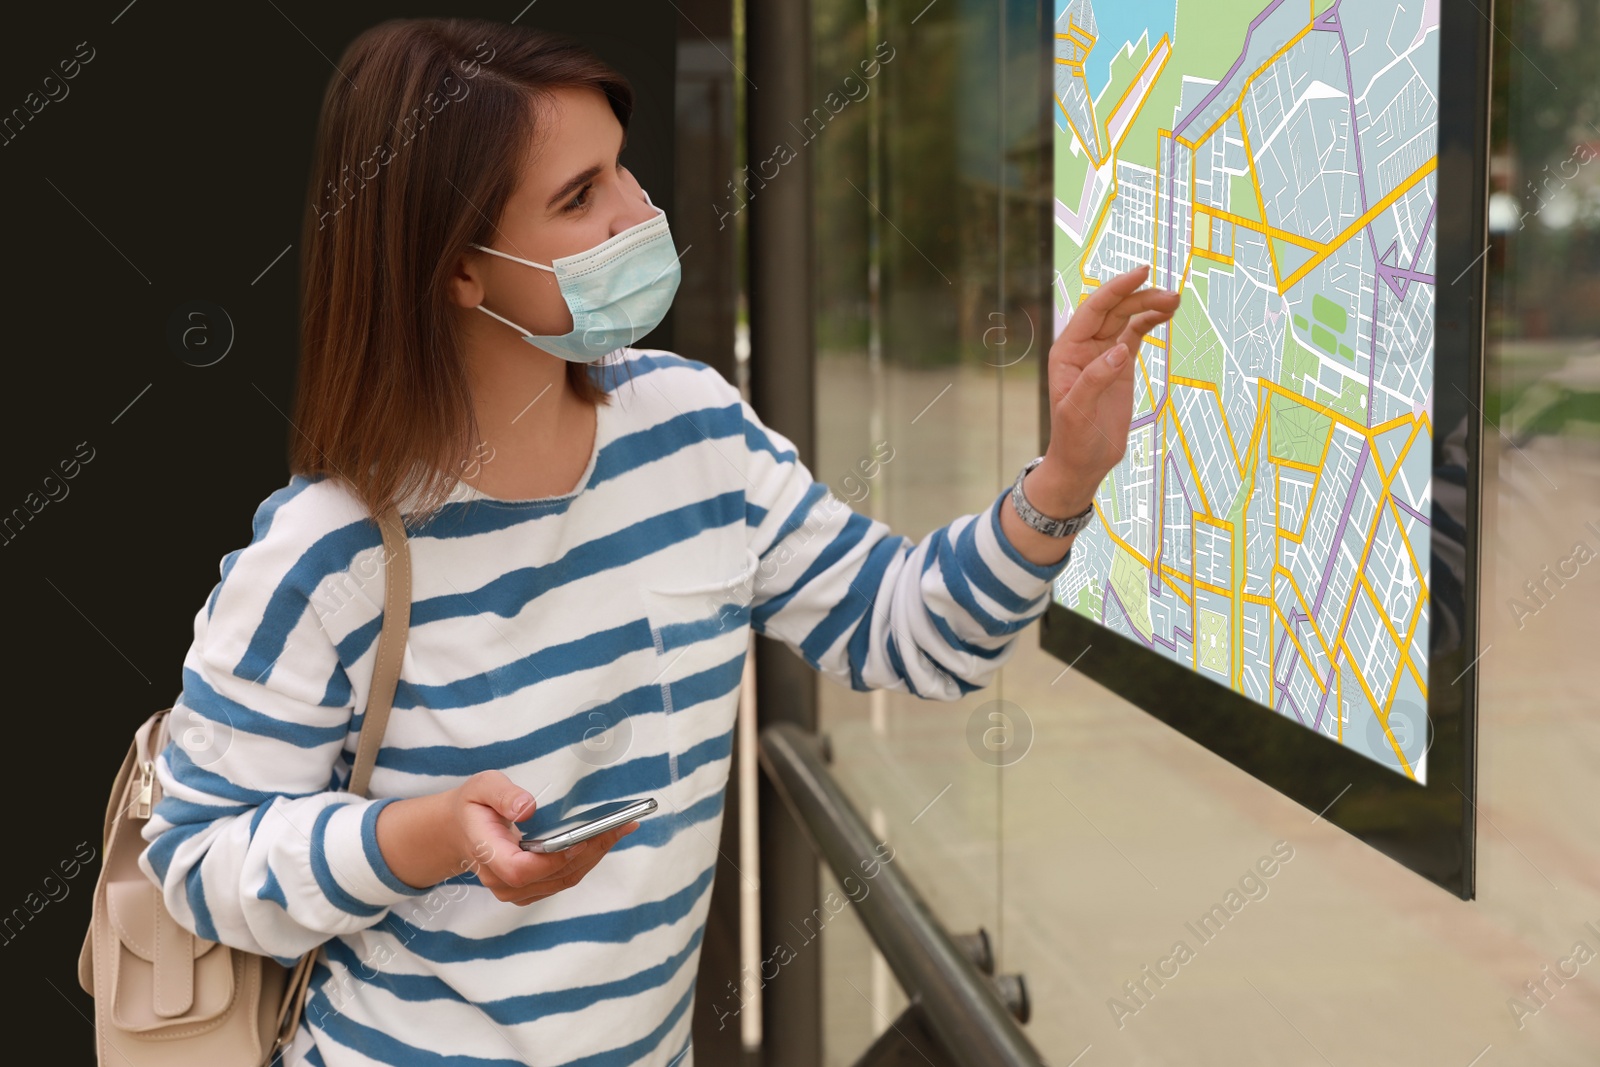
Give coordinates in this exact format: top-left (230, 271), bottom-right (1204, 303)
top-left (1010, 456), bottom-right (1095, 539)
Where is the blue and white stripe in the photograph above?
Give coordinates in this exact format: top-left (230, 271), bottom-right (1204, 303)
top-left (140, 348), bottom-right (1072, 1066)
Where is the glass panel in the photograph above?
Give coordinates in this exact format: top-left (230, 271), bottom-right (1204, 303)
top-left (810, 0), bottom-right (1049, 1059)
top-left (810, 0), bottom-right (1600, 1064)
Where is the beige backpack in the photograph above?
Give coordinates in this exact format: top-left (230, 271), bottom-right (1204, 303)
top-left (78, 506), bottom-right (411, 1066)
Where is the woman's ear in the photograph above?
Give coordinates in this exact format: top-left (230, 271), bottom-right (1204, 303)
top-left (446, 249), bottom-right (487, 310)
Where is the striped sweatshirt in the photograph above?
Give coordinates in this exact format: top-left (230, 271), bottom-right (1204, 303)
top-left (139, 348), bottom-right (1074, 1067)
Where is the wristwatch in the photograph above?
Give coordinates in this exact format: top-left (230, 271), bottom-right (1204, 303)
top-left (1010, 455), bottom-right (1096, 538)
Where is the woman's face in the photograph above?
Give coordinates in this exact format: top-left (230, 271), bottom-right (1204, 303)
top-left (457, 85), bottom-right (654, 340)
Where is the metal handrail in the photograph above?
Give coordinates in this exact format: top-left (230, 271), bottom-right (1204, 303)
top-left (757, 722), bottom-right (1048, 1067)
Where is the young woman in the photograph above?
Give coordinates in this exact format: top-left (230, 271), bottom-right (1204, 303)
top-left (138, 16), bottom-right (1177, 1067)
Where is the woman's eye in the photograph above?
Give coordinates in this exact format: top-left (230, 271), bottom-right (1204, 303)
top-left (566, 183), bottom-right (592, 212)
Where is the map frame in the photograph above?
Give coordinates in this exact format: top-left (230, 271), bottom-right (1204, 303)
top-left (1037, 0), bottom-right (1488, 900)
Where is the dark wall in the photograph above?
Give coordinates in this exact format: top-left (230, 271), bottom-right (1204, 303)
top-left (0, 2), bottom-right (677, 1060)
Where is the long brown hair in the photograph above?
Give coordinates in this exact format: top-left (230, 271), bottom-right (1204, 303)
top-left (290, 17), bottom-right (635, 523)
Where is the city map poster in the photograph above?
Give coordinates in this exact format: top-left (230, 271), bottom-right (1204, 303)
top-left (1051, 0), bottom-right (1437, 782)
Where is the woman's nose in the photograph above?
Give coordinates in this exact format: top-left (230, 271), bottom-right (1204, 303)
top-left (613, 194), bottom-right (657, 237)
top-left (610, 167), bottom-right (656, 236)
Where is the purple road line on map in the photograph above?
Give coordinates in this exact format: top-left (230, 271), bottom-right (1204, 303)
top-left (1312, 660), bottom-right (1336, 733)
top-left (1172, 0), bottom-right (1293, 140)
top-left (1310, 442), bottom-right (1389, 733)
top-left (1367, 267), bottom-right (1382, 429)
top-left (1310, 442), bottom-right (1369, 617)
top-left (1269, 632), bottom-right (1293, 716)
top-left (1409, 199), bottom-right (1438, 276)
top-left (1105, 580), bottom-right (1154, 649)
top-left (1166, 453), bottom-right (1198, 513)
top-left (1392, 496), bottom-right (1431, 526)
top-left (1281, 440), bottom-right (1368, 721)
top-left (1378, 256), bottom-right (1438, 300)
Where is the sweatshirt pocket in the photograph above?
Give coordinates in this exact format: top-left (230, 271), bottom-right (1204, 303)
top-left (639, 546), bottom-right (758, 807)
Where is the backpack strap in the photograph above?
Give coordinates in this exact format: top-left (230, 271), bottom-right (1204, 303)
top-left (347, 503), bottom-right (411, 799)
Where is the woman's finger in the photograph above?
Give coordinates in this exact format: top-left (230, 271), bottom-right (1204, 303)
top-left (1088, 288), bottom-right (1181, 341)
top-left (1060, 343), bottom-right (1130, 423)
top-left (1062, 266), bottom-right (1150, 343)
top-left (1118, 309), bottom-right (1174, 355)
top-left (503, 826), bottom-right (635, 904)
top-left (507, 822), bottom-right (634, 889)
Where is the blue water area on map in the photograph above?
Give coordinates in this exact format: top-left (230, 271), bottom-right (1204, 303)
top-left (1057, 0), bottom-right (1177, 101)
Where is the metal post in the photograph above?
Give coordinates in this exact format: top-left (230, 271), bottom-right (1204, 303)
top-left (746, 0), bottom-right (822, 1064)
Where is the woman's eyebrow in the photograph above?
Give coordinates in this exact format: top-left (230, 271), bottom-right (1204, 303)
top-left (545, 163), bottom-right (603, 209)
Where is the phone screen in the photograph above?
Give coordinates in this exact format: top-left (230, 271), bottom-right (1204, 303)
top-left (519, 798), bottom-right (656, 853)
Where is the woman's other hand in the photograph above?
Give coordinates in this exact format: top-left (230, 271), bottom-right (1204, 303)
top-left (453, 770), bottom-right (638, 906)
top-left (376, 769), bottom-right (638, 905)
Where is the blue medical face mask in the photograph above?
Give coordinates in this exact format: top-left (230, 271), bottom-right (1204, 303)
top-left (468, 195), bottom-right (681, 363)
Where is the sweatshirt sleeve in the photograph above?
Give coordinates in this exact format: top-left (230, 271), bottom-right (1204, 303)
top-left (138, 484), bottom-right (427, 964)
top-left (738, 397), bottom-right (1075, 700)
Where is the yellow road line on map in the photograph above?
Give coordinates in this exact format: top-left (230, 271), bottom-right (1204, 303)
top-left (1078, 156), bottom-right (1122, 285)
top-left (1169, 376), bottom-right (1245, 477)
top-left (1232, 450), bottom-right (1263, 689)
top-left (1258, 378), bottom-right (1371, 438)
top-left (1194, 23), bottom-right (1317, 145)
top-left (1190, 523), bottom-right (1199, 664)
top-left (1236, 112), bottom-right (1284, 289)
top-left (1279, 157), bottom-right (1439, 292)
top-left (1386, 495), bottom-right (1431, 606)
top-left (1160, 567), bottom-right (1194, 605)
top-left (1404, 650), bottom-right (1429, 701)
top-left (1382, 588), bottom-right (1427, 736)
top-left (1245, 382), bottom-right (1271, 458)
top-left (1325, 446), bottom-right (1418, 778)
top-left (1057, 98), bottom-right (1104, 167)
top-left (1273, 602), bottom-right (1325, 690)
top-left (1275, 565), bottom-right (1334, 662)
top-left (1167, 405), bottom-right (1215, 515)
top-left (1092, 501), bottom-right (1153, 570)
top-left (1340, 645), bottom-right (1415, 778)
top-left (1367, 413), bottom-right (1419, 480)
top-left (1371, 413), bottom-right (1415, 436)
top-left (1295, 469), bottom-right (1321, 542)
top-left (1192, 204), bottom-right (1322, 252)
top-left (1135, 349), bottom-right (1159, 426)
top-left (1152, 127), bottom-right (1167, 281)
top-left (1359, 571), bottom-right (1408, 657)
top-left (1103, 35), bottom-right (1171, 152)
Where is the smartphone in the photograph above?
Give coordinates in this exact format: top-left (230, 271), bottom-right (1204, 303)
top-left (518, 798), bottom-right (657, 854)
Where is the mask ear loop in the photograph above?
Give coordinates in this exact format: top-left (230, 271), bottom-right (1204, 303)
top-left (472, 302), bottom-right (535, 336)
top-left (467, 242), bottom-right (559, 336)
top-left (469, 242), bottom-right (557, 272)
